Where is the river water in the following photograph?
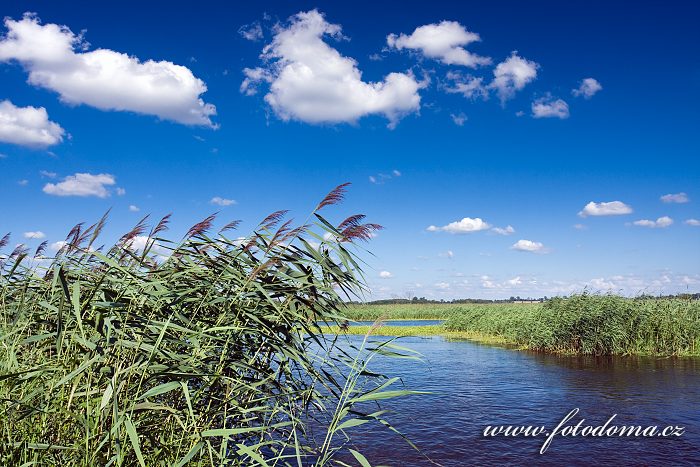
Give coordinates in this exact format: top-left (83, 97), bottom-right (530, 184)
top-left (336, 334), bottom-right (700, 466)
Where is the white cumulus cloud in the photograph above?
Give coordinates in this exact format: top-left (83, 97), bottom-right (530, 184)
top-left (511, 239), bottom-right (547, 253)
top-left (632, 216), bottom-right (673, 228)
top-left (210, 196), bottom-right (236, 206)
top-left (43, 173), bottom-right (115, 198)
top-left (128, 205), bottom-right (140, 212)
top-left (492, 225), bottom-right (515, 235)
top-left (427, 217), bottom-right (490, 234)
top-left (386, 21), bottom-right (491, 67)
top-left (0, 14), bottom-right (216, 126)
top-left (240, 10), bottom-right (423, 127)
top-left (578, 201), bottom-right (632, 217)
top-left (379, 270), bottom-right (393, 279)
top-left (572, 78), bottom-right (602, 99)
top-left (0, 99), bottom-right (64, 147)
top-left (532, 95), bottom-right (569, 119)
top-left (660, 192), bottom-right (689, 204)
top-left (685, 219), bottom-right (700, 226)
top-left (23, 231), bottom-right (45, 239)
top-left (490, 52), bottom-right (539, 103)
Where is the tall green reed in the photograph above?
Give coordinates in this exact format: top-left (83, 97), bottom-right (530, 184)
top-left (0, 184), bottom-right (420, 466)
top-left (444, 294), bottom-right (700, 356)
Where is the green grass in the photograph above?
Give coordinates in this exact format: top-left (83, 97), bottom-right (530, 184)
top-left (325, 325), bottom-right (516, 346)
top-left (341, 297), bottom-right (700, 356)
top-left (344, 302), bottom-right (527, 321)
top-left (0, 187), bottom-right (421, 466)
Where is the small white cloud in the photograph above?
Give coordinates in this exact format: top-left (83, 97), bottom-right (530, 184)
top-left (660, 192), bottom-right (689, 204)
top-left (511, 239), bottom-right (547, 253)
top-left (0, 14), bottom-right (216, 126)
top-left (43, 173), bottom-right (115, 198)
top-left (241, 10), bottom-right (423, 127)
top-left (506, 276), bottom-right (522, 286)
top-left (444, 72), bottom-right (489, 100)
top-left (379, 270), bottom-right (393, 279)
top-left (435, 281), bottom-right (450, 290)
top-left (532, 95), bottom-right (569, 119)
top-left (128, 205), bottom-right (140, 212)
top-left (572, 78), bottom-right (602, 99)
top-left (573, 223), bottom-right (587, 230)
top-left (578, 201), bottom-right (632, 217)
top-left (238, 22), bottom-right (263, 41)
top-left (450, 112), bottom-right (468, 126)
top-left (439, 250), bottom-right (454, 259)
top-left (490, 52), bottom-right (539, 103)
top-left (23, 231), bottom-right (45, 239)
top-left (49, 240), bottom-right (67, 251)
top-left (480, 276), bottom-right (497, 289)
top-left (386, 21), bottom-right (491, 67)
top-left (18, 179), bottom-right (28, 186)
top-left (210, 196), bottom-right (236, 207)
top-left (40, 170), bottom-right (57, 178)
top-left (0, 99), bottom-right (64, 148)
top-left (589, 277), bottom-right (616, 290)
top-left (685, 219), bottom-right (700, 226)
top-left (427, 217), bottom-right (490, 234)
top-left (632, 216), bottom-right (673, 228)
top-left (491, 225), bottom-right (515, 235)
top-left (369, 170), bottom-right (401, 184)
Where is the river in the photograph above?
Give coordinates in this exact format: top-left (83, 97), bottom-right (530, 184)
top-left (335, 333), bottom-right (700, 466)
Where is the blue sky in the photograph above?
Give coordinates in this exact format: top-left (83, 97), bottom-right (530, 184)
top-left (1, 1), bottom-right (698, 299)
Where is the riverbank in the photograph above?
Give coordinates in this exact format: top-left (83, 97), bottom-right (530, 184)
top-left (341, 294), bottom-right (700, 357)
top-left (326, 324), bottom-right (517, 346)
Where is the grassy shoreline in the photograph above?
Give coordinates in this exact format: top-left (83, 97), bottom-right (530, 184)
top-left (339, 295), bottom-right (700, 357)
top-left (326, 325), bottom-right (518, 347)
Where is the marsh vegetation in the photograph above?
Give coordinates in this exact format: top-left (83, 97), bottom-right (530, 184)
top-left (0, 185), bottom-right (419, 466)
top-left (343, 296), bottom-right (700, 356)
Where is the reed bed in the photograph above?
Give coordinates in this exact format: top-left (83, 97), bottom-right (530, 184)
top-left (0, 185), bottom-right (420, 466)
top-left (443, 295), bottom-right (700, 356)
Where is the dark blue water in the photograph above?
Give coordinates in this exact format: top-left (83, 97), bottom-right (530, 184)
top-left (339, 335), bottom-right (700, 466)
top-left (350, 320), bottom-right (445, 327)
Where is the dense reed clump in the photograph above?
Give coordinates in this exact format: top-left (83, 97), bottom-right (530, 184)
top-left (0, 185), bottom-right (419, 466)
top-left (444, 294), bottom-right (700, 356)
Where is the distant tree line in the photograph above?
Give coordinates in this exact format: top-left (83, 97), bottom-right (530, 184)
top-left (348, 292), bottom-right (700, 305)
